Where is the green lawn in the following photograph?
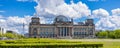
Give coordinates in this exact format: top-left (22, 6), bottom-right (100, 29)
top-left (81, 41), bottom-right (120, 48)
top-left (63, 39), bottom-right (120, 48)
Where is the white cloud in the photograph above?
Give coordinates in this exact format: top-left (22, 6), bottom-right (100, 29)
top-left (34, 0), bottom-right (91, 18)
top-left (0, 15), bottom-right (47, 34)
top-left (34, 0), bottom-right (120, 31)
top-left (0, 10), bottom-right (5, 13)
top-left (0, 15), bottom-right (4, 18)
top-left (0, 16), bottom-right (31, 34)
top-left (92, 8), bottom-right (109, 18)
top-left (95, 15), bottom-right (120, 30)
top-left (112, 8), bottom-right (120, 16)
top-left (94, 8), bottom-right (120, 30)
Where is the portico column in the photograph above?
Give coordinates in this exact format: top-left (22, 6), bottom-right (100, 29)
top-left (69, 27), bottom-right (72, 36)
top-left (66, 27), bottom-right (67, 36)
top-left (61, 27), bottom-right (62, 37)
top-left (68, 27), bottom-right (70, 36)
top-left (60, 27), bottom-right (61, 37)
top-left (62, 27), bottom-right (64, 37)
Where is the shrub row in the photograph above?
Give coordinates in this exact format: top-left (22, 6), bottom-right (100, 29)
top-left (0, 38), bottom-right (103, 48)
top-left (0, 38), bottom-right (81, 44)
top-left (0, 44), bottom-right (103, 48)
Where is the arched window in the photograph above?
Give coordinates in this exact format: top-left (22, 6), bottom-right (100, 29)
top-left (33, 28), bottom-right (37, 35)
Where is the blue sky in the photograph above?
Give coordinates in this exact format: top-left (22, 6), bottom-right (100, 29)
top-left (1, 0), bottom-right (120, 17)
top-left (0, 0), bottom-right (37, 17)
top-left (0, 0), bottom-right (120, 33)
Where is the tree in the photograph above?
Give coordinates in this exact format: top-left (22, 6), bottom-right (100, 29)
top-left (108, 31), bottom-right (115, 39)
top-left (4, 33), bottom-right (16, 38)
top-left (96, 29), bottom-right (120, 39)
top-left (0, 32), bottom-right (25, 39)
top-left (96, 31), bottom-right (108, 38)
top-left (114, 29), bottom-right (120, 38)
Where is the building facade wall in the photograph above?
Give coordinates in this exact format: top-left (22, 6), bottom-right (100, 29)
top-left (29, 15), bottom-right (95, 39)
top-left (73, 26), bottom-right (95, 38)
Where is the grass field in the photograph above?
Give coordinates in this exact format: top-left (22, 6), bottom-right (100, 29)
top-left (62, 39), bottom-right (120, 48)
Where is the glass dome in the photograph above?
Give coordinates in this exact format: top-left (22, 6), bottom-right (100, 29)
top-left (55, 15), bottom-right (69, 22)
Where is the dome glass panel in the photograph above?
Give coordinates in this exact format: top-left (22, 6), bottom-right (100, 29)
top-left (55, 15), bottom-right (69, 22)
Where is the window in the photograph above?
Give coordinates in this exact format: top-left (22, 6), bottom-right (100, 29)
top-left (32, 19), bottom-right (38, 23)
top-left (33, 32), bottom-right (37, 35)
top-left (33, 28), bottom-right (37, 35)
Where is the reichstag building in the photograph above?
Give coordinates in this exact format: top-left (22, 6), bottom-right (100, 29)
top-left (29, 15), bottom-right (95, 39)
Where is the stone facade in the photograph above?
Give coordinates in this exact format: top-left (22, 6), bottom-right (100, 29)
top-left (29, 15), bottom-right (95, 39)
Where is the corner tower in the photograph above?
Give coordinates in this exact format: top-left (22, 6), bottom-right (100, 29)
top-left (29, 15), bottom-right (40, 38)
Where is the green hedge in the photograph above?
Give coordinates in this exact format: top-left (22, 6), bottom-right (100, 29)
top-left (0, 44), bottom-right (103, 48)
top-left (0, 38), bottom-right (103, 48)
top-left (0, 38), bottom-right (82, 44)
